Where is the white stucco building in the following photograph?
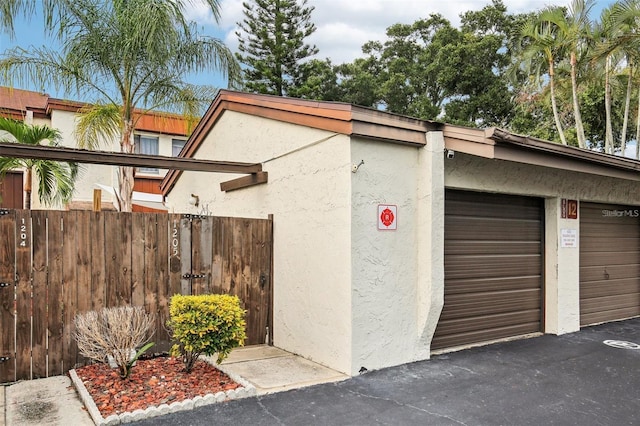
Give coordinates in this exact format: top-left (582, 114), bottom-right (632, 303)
top-left (163, 90), bottom-right (640, 376)
top-left (0, 86), bottom-right (189, 210)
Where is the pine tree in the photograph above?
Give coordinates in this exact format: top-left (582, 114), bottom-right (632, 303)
top-left (236, 0), bottom-right (319, 97)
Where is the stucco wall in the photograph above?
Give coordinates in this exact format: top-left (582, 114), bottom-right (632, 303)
top-left (165, 111), bottom-right (354, 374)
top-left (349, 132), bottom-right (444, 374)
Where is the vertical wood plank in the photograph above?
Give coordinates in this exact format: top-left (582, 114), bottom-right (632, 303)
top-left (104, 212), bottom-right (119, 307)
top-left (75, 211), bottom-right (92, 367)
top-left (131, 212), bottom-right (146, 308)
top-left (62, 211), bottom-right (78, 371)
top-left (142, 214), bottom-right (158, 342)
top-left (221, 217), bottom-right (234, 295)
top-left (119, 213), bottom-right (133, 306)
top-left (15, 210), bottom-right (32, 380)
top-left (168, 214), bottom-right (183, 298)
top-left (90, 212), bottom-right (106, 312)
top-left (249, 219), bottom-right (271, 345)
top-left (47, 211), bottom-right (64, 377)
top-left (180, 216), bottom-right (192, 295)
top-left (191, 217), bottom-right (213, 295)
top-left (210, 216), bottom-right (223, 294)
top-left (0, 210), bottom-right (16, 383)
top-left (267, 215), bottom-right (274, 345)
top-left (155, 214), bottom-right (171, 350)
top-left (31, 211), bottom-right (48, 378)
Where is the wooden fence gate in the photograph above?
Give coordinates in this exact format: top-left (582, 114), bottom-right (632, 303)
top-left (0, 209), bottom-right (272, 384)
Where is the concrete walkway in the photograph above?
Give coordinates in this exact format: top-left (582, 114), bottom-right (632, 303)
top-left (1, 346), bottom-right (347, 426)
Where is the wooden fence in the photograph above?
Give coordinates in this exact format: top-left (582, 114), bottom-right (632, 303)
top-left (0, 209), bottom-right (272, 384)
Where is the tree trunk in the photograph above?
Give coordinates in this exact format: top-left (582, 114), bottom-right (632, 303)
top-left (604, 55), bottom-right (614, 154)
top-left (23, 167), bottom-right (32, 210)
top-left (570, 51), bottom-right (587, 149)
top-left (118, 120), bottom-right (135, 212)
top-left (549, 61), bottom-right (567, 145)
top-left (620, 64), bottom-right (633, 156)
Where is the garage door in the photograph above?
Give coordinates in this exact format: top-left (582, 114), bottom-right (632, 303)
top-left (432, 190), bottom-right (543, 350)
top-left (580, 203), bottom-right (640, 326)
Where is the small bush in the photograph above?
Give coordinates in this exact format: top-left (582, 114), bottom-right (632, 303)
top-left (168, 294), bottom-right (246, 373)
top-left (74, 306), bottom-right (155, 379)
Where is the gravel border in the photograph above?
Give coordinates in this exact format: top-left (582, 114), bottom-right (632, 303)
top-left (69, 358), bottom-right (256, 425)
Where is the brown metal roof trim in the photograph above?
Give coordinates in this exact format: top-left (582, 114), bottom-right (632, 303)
top-left (444, 125), bottom-right (640, 181)
top-left (161, 90), bottom-right (441, 195)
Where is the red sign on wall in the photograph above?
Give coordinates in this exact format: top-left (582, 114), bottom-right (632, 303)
top-left (378, 204), bottom-right (397, 230)
top-left (561, 199), bottom-right (578, 219)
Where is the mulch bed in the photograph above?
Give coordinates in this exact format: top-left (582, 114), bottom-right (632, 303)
top-left (74, 356), bottom-right (241, 417)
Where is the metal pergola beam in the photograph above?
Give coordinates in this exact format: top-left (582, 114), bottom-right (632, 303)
top-left (0, 142), bottom-right (262, 174)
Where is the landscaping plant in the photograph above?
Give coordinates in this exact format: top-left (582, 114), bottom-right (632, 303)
top-left (168, 294), bottom-right (246, 373)
top-left (74, 306), bottom-right (155, 379)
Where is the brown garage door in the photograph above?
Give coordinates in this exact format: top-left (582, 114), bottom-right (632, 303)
top-left (432, 190), bottom-right (543, 350)
top-left (580, 203), bottom-right (640, 326)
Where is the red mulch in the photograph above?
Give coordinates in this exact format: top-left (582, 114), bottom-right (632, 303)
top-left (74, 357), bottom-right (241, 417)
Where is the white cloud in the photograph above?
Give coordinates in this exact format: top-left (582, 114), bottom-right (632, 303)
top-left (186, 0), bottom-right (601, 66)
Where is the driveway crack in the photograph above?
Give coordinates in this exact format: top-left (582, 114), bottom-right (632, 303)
top-left (256, 397), bottom-right (286, 426)
top-left (344, 388), bottom-right (468, 425)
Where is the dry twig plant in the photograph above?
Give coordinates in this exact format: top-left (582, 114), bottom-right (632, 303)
top-left (75, 306), bottom-right (155, 378)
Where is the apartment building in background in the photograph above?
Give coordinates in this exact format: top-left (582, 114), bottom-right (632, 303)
top-left (0, 86), bottom-right (190, 211)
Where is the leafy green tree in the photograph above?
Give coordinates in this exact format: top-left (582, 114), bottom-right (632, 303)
top-left (0, 117), bottom-right (79, 209)
top-left (541, 0), bottom-right (595, 149)
top-left (516, 13), bottom-right (569, 144)
top-left (236, 0), bottom-right (318, 97)
top-left (0, 0), bottom-right (239, 211)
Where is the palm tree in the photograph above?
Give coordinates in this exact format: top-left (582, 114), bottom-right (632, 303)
top-left (540, 0), bottom-right (595, 150)
top-left (0, 117), bottom-right (79, 209)
top-left (518, 17), bottom-right (568, 145)
top-left (0, 0), bottom-right (240, 211)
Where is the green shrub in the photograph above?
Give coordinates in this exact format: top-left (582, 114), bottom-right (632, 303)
top-left (168, 294), bottom-right (247, 372)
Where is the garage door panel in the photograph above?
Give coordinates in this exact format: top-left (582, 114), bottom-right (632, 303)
top-left (445, 255), bottom-right (542, 280)
top-left (580, 307), bottom-right (640, 327)
top-left (580, 264), bottom-right (640, 282)
top-left (444, 276), bottom-right (542, 295)
top-left (435, 310), bottom-right (541, 336)
top-left (445, 241), bottom-right (541, 256)
top-left (433, 190), bottom-right (543, 351)
top-left (580, 238), bottom-right (640, 253)
top-left (580, 202), bottom-right (640, 326)
top-left (580, 228), bottom-right (640, 238)
top-left (581, 279), bottom-right (640, 299)
top-left (431, 323), bottom-right (541, 351)
top-left (581, 293), bottom-right (640, 312)
top-left (445, 217), bottom-right (541, 241)
top-left (580, 251), bottom-right (640, 267)
top-left (438, 290), bottom-right (541, 320)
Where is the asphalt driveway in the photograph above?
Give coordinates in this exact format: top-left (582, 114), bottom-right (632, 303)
top-left (127, 318), bottom-right (640, 425)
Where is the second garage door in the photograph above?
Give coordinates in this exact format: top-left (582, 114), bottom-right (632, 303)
top-left (580, 203), bottom-right (640, 326)
top-left (432, 190), bottom-right (543, 350)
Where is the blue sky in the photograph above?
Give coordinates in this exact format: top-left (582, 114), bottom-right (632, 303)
top-left (0, 0), bottom-right (619, 101)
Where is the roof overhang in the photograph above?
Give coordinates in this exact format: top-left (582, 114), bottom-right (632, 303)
top-left (444, 126), bottom-right (640, 181)
top-left (161, 90), bottom-right (442, 196)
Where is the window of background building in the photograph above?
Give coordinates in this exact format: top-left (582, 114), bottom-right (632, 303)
top-left (134, 135), bottom-right (159, 174)
top-left (172, 139), bottom-right (186, 157)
